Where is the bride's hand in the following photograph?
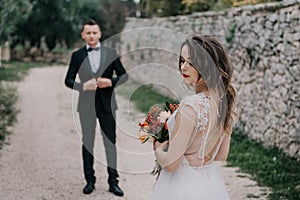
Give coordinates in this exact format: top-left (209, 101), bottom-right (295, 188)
top-left (153, 140), bottom-right (169, 152)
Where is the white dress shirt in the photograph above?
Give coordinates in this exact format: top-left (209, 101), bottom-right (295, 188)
top-left (87, 43), bottom-right (101, 73)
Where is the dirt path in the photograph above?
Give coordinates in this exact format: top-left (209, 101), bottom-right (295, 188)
top-left (0, 66), bottom-right (268, 200)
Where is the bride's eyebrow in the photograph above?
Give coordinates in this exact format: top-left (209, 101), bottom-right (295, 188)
top-left (180, 55), bottom-right (191, 60)
top-left (181, 57), bottom-right (192, 62)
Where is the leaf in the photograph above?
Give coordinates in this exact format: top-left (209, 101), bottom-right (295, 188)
top-left (141, 136), bottom-right (150, 144)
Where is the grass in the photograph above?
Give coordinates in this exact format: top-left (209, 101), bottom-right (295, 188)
top-left (228, 129), bottom-right (300, 200)
top-left (118, 80), bottom-right (300, 200)
top-left (0, 61), bottom-right (47, 81)
top-left (116, 79), bottom-right (178, 113)
top-left (0, 60), bottom-right (47, 147)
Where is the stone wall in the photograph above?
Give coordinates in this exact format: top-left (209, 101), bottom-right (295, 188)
top-left (10, 48), bottom-right (72, 64)
top-left (119, 0), bottom-right (300, 159)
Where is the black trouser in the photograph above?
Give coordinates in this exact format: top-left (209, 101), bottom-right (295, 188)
top-left (79, 111), bottom-right (119, 185)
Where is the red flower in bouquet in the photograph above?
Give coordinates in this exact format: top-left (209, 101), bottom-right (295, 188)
top-left (167, 102), bottom-right (180, 114)
top-left (137, 102), bottom-right (179, 144)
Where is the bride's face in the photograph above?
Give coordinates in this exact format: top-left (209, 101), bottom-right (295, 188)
top-left (180, 45), bottom-right (200, 85)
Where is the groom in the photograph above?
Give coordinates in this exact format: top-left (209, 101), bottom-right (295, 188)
top-left (64, 19), bottom-right (127, 196)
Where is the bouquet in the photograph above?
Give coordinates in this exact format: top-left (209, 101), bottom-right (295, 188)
top-left (137, 102), bottom-right (179, 175)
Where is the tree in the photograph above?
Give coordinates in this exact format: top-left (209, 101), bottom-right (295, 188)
top-left (11, 0), bottom-right (135, 51)
top-left (101, 1), bottom-right (128, 40)
top-left (146, 0), bottom-right (182, 17)
top-left (0, 0), bottom-right (32, 45)
top-left (14, 0), bottom-right (80, 50)
top-left (182, 0), bottom-right (215, 14)
top-left (77, 0), bottom-right (136, 44)
top-left (161, 0), bottom-right (183, 16)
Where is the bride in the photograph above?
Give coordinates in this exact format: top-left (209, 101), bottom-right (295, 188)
top-left (152, 35), bottom-right (236, 199)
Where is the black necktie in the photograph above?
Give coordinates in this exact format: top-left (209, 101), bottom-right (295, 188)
top-left (87, 47), bottom-right (100, 52)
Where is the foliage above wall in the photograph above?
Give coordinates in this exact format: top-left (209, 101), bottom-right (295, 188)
top-left (138, 0), bottom-right (282, 17)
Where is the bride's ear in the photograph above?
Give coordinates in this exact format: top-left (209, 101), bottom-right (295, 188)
top-left (196, 72), bottom-right (202, 82)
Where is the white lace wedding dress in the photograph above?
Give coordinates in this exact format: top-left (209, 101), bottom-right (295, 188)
top-left (152, 93), bottom-right (230, 200)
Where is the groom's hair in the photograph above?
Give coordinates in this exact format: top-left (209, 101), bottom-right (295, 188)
top-left (81, 19), bottom-right (101, 32)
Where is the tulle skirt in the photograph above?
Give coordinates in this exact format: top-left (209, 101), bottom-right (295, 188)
top-left (151, 158), bottom-right (230, 200)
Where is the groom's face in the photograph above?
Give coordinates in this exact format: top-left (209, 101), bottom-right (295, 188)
top-left (81, 25), bottom-right (102, 48)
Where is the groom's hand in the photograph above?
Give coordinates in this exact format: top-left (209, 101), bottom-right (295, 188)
top-left (97, 77), bottom-right (112, 88)
top-left (83, 78), bottom-right (98, 91)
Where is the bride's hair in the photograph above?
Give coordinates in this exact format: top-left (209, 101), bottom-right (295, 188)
top-left (179, 35), bottom-right (237, 135)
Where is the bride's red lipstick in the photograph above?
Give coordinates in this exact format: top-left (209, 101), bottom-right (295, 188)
top-left (183, 74), bottom-right (190, 78)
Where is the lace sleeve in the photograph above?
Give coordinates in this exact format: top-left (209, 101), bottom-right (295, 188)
top-left (179, 94), bottom-right (210, 131)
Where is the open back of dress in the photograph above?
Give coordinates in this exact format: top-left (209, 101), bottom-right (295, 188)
top-left (152, 93), bottom-right (230, 200)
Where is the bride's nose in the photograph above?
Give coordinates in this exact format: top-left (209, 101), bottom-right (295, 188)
top-left (181, 61), bottom-right (189, 71)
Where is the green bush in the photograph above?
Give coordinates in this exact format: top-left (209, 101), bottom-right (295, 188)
top-left (0, 84), bottom-right (18, 147)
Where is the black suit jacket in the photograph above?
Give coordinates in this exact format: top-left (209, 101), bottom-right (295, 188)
top-left (65, 45), bottom-right (128, 114)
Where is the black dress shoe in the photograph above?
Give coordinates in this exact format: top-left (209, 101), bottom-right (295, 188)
top-left (109, 184), bottom-right (124, 196)
top-left (83, 183), bottom-right (95, 194)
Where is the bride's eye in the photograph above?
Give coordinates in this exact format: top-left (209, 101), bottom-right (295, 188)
top-left (179, 57), bottom-right (185, 66)
top-left (187, 61), bottom-right (194, 67)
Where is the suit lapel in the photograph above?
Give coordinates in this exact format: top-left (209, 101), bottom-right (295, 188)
top-left (82, 47), bottom-right (96, 78)
top-left (96, 47), bottom-right (107, 77)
